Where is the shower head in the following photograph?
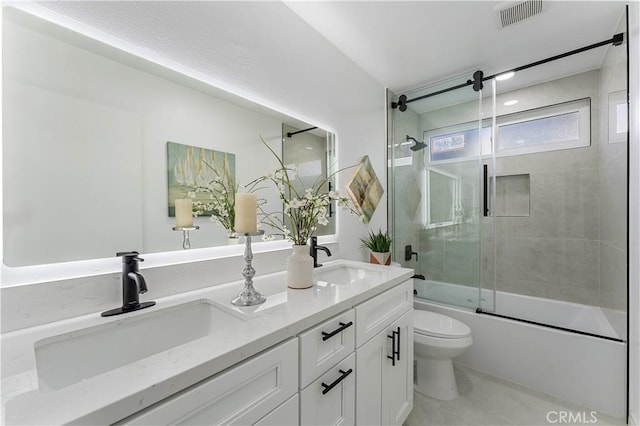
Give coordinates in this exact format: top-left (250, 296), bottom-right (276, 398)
top-left (411, 141), bottom-right (427, 152)
top-left (406, 135), bottom-right (427, 152)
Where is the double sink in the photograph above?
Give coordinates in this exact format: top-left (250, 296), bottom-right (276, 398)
top-left (33, 263), bottom-right (387, 392)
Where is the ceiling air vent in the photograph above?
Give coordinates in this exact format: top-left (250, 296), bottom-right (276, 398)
top-left (498, 0), bottom-right (543, 28)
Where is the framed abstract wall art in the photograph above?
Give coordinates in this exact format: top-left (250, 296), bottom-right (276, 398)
top-left (346, 155), bottom-right (384, 224)
top-left (166, 141), bottom-right (235, 217)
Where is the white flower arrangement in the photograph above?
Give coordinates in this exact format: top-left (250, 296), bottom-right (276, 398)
top-left (256, 136), bottom-right (358, 246)
top-left (188, 163), bottom-right (236, 232)
top-left (188, 160), bottom-right (263, 233)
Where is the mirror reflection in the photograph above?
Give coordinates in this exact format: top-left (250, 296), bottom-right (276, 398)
top-left (2, 8), bottom-right (337, 267)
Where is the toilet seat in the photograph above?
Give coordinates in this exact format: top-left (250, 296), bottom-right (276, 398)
top-left (414, 311), bottom-right (471, 339)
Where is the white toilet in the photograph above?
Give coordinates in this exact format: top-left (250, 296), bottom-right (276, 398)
top-left (413, 310), bottom-right (473, 401)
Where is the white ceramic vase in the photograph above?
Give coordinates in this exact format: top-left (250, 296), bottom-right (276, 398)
top-left (287, 244), bottom-right (313, 289)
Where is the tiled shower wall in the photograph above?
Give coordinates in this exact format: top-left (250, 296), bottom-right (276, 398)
top-left (486, 68), bottom-right (626, 309)
top-left (403, 64), bottom-right (627, 310)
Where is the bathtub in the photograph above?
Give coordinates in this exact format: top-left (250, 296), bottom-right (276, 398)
top-left (419, 280), bottom-right (627, 339)
top-left (414, 282), bottom-right (627, 418)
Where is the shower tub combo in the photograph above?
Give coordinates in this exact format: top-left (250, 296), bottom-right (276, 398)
top-left (414, 280), bottom-right (626, 418)
top-left (390, 20), bottom-right (629, 420)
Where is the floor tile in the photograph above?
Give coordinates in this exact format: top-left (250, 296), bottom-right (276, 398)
top-left (404, 365), bottom-right (625, 426)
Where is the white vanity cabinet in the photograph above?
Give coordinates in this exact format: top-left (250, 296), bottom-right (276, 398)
top-left (119, 282), bottom-right (413, 426)
top-left (254, 395), bottom-right (299, 426)
top-left (117, 338), bottom-right (298, 425)
top-left (355, 280), bottom-right (414, 426)
top-left (299, 310), bottom-right (356, 425)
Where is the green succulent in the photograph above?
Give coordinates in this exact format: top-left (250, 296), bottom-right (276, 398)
top-left (360, 229), bottom-right (392, 253)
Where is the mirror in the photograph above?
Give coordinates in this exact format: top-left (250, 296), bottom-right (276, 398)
top-left (2, 7), bottom-right (338, 267)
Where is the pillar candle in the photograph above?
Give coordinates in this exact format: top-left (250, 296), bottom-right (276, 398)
top-left (175, 198), bottom-right (193, 228)
top-left (234, 193), bottom-right (257, 233)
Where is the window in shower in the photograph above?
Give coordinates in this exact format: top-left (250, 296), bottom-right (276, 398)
top-left (424, 97), bottom-right (591, 163)
top-left (495, 98), bottom-right (591, 156)
top-left (608, 90), bottom-right (627, 144)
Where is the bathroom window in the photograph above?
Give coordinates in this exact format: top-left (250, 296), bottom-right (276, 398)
top-left (608, 90), bottom-right (627, 144)
top-left (495, 98), bottom-right (591, 156)
top-left (424, 98), bottom-right (591, 163)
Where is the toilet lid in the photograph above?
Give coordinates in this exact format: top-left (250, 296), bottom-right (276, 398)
top-left (414, 311), bottom-right (471, 338)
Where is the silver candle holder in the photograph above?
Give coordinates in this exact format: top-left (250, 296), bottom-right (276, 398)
top-left (231, 230), bottom-right (267, 306)
top-left (172, 226), bottom-right (199, 250)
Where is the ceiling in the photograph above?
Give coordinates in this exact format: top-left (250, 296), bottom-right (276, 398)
top-left (286, 1), bottom-right (627, 96)
top-left (33, 0), bottom-right (628, 115)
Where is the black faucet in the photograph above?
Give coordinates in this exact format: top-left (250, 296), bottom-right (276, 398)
top-left (310, 236), bottom-right (332, 268)
top-left (101, 251), bottom-right (156, 317)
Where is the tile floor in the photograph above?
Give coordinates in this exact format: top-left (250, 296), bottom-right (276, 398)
top-left (404, 365), bottom-right (626, 426)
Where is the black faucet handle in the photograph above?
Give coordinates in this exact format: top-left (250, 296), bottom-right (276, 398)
top-left (116, 251), bottom-right (144, 263)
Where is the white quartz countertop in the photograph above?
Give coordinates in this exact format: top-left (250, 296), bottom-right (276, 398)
top-left (1, 259), bottom-right (413, 425)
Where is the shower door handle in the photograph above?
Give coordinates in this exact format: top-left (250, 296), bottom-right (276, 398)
top-left (483, 164), bottom-right (489, 217)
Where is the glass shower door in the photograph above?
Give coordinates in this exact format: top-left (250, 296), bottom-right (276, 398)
top-left (485, 34), bottom-right (628, 339)
top-left (391, 84), bottom-right (491, 310)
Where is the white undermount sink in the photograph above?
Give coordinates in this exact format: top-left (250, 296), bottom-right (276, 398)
top-left (314, 264), bottom-right (387, 285)
top-left (34, 299), bottom-right (242, 392)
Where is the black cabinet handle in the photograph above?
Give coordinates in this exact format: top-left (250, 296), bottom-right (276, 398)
top-left (321, 368), bottom-right (353, 395)
top-left (321, 321), bottom-right (353, 341)
top-left (387, 327), bottom-right (401, 366)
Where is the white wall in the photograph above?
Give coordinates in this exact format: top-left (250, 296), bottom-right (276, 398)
top-left (628, 2), bottom-right (640, 424)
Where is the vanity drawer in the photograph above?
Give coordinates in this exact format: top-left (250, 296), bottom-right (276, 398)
top-left (300, 309), bottom-right (356, 389)
top-left (355, 280), bottom-right (413, 347)
top-left (300, 352), bottom-right (355, 426)
top-left (254, 394), bottom-right (299, 426)
top-left (299, 309), bottom-right (355, 388)
top-left (118, 339), bottom-right (298, 425)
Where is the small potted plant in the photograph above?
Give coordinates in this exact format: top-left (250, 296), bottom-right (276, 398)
top-left (361, 229), bottom-right (393, 265)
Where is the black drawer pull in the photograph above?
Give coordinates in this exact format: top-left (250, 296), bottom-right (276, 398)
top-left (387, 327), bottom-right (400, 366)
top-left (321, 368), bottom-right (353, 395)
top-left (321, 321), bottom-right (353, 341)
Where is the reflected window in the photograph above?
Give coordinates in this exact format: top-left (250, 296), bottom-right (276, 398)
top-left (426, 169), bottom-right (461, 228)
top-left (426, 126), bottom-right (491, 163)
